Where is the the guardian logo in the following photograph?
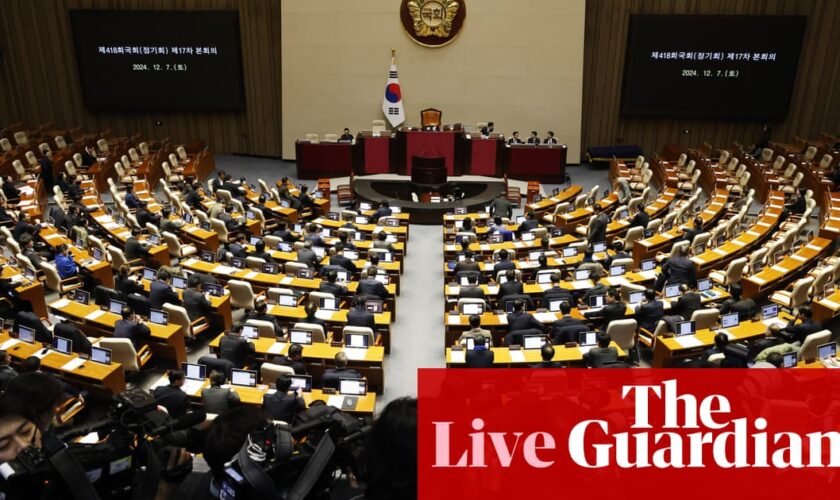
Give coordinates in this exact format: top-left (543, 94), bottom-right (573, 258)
top-left (433, 379), bottom-right (840, 469)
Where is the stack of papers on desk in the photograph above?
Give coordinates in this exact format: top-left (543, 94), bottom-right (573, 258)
top-left (449, 350), bottom-right (465, 363)
top-left (447, 315), bottom-right (462, 326)
top-left (508, 350), bottom-right (525, 363)
top-left (674, 336), bottom-right (704, 349)
top-left (61, 358), bottom-right (86, 371)
top-left (0, 338), bottom-right (20, 350)
top-left (214, 265), bottom-right (237, 275)
top-left (52, 299), bottom-right (70, 309)
top-left (327, 395), bottom-right (345, 409)
top-left (267, 342), bottom-right (287, 355)
top-left (345, 349), bottom-right (367, 360)
top-left (85, 310), bottom-right (106, 321)
top-left (182, 379), bottom-right (205, 396)
top-left (637, 270), bottom-right (657, 280)
top-left (534, 312), bottom-right (558, 323)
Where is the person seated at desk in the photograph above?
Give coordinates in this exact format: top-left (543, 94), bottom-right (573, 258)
top-left (81, 144), bottom-right (97, 166)
top-left (339, 128), bottom-right (354, 142)
top-left (752, 352), bottom-right (784, 369)
top-left (322, 352), bottom-right (362, 389)
top-left (527, 131), bottom-right (541, 145)
top-left (136, 201), bottom-right (159, 231)
top-left (337, 231), bottom-right (355, 250)
top-left (681, 216), bottom-right (703, 244)
top-left (183, 182), bottom-right (204, 210)
top-left (19, 234), bottom-right (46, 270)
top-left (357, 266), bottom-right (390, 300)
top-left (272, 220), bottom-right (300, 243)
top-left (347, 295), bottom-right (376, 330)
top-left (263, 375), bottom-right (306, 422)
top-left (516, 211), bottom-right (539, 235)
top-left (13, 211), bottom-right (37, 241)
top-left (115, 305), bottom-right (151, 348)
top-left (57, 173), bottom-right (82, 201)
top-left (458, 315), bottom-right (492, 346)
top-left (218, 204), bottom-right (247, 234)
top-left (124, 184), bottom-right (140, 209)
top-left (581, 272), bottom-right (609, 303)
top-left (507, 131), bottom-right (523, 145)
top-left (159, 207), bottom-right (182, 234)
top-left (53, 317), bottom-right (91, 355)
top-left (828, 165), bottom-right (840, 190)
top-left (629, 206), bottom-right (650, 230)
top-left (153, 370), bottom-right (190, 418)
top-left (373, 231), bottom-right (396, 252)
top-left (183, 275), bottom-right (214, 334)
top-left (296, 185), bottom-right (316, 211)
top-left (249, 239), bottom-right (275, 263)
top-left (544, 273), bottom-right (576, 306)
top-left (531, 343), bottom-right (562, 368)
top-left (493, 249), bottom-right (516, 273)
top-left (226, 233), bottom-right (247, 259)
top-left (635, 288), bottom-right (664, 333)
top-left (277, 177), bottom-right (302, 210)
top-left (202, 370), bottom-right (241, 414)
top-left (498, 269), bottom-right (523, 302)
top-left (302, 301), bottom-right (327, 329)
top-left (550, 301), bottom-right (586, 344)
top-left (2, 175), bottom-right (20, 203)
top-left (320, 269), bottom-right (349, 298)
top-left (780, 305), bottom-right (822, 344)
top-left (488, 217), bottom-right (514, 242)
top-left (54, 244), bottom-right (79, 279)
top-left (604, 240), bottom-right (631, 269)
top-left (587, 205), bottom-right (609, 246)
top-left (718, 283), bottom-right (756, 321)
top-left (705, 333), bottom-right (746, 368)
top-left (247, 298), bottom-right (285, 337)
top-left (454, 251), bottom-right (480, 274)
top-left (583, 332), bottom-right (619, 368)
top-left (372, 200), bottom-right (392, 221)
top-left (577, 248), bottom-right (605, 279)
top-left (458, 274), bottom-right (486, 301)
top-left (506, 299), bottom-right (543, 332)
top-left (480, 121), bottom-right (495, 136)
top-left (220, 325), bottom-right (256, 368)
top-left (271, 343), bottom-right (307, 375)
top-left (0, 350), bottom-right (19, 392)
top-left (220, 174), bottom-right (246, 200)
top-left (670, 283), bottom-right (703, 322)
top-left (583, 288), bottom-right (626, 331)
top-left (465, 334), bottom-right (494, 368)
top-left (124, 226), bottom-right (152, 263)
top-left (329, 244), bottom-right (357, 273)
top-left (544, 131), bottom-right (558, 145)
top-left (296, 240), bottom-right (320, 269)
top-left (490, 194), bottom-right (513, 220)
top-left (150, 269), bottom-right (182, 310)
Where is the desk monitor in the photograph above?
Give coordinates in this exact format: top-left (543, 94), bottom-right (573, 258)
top-left (497, 275), bottom-right (509, 285)
top-left (698, 278), bottom-right (712, 292)
top-left (343, 250), bottom-right (359, 260)
top-left (90, 346), bottom-right (112, 365)
top-left (579, 331), bottom-right (598, 346)
top-left (753, 262), bottom-right (765, 274)
top-left (92, 247), bottom-right (104, 262)
top-left (353, 232), bottom-right (366, 241)
top-left (205, 283), bottom-right (224, 297)
top-left (231, 257), bottom-right (245, 270)
top-left (574, 269), bottom-right (590, 281)
top-left (641, 259), bottom-right (656, 272)
top-left (241, 325), bottom-right (259, 340)
top-left (277, 242), bottom-right (292, 252)
top-left (143, 267), bottom-right (157, 281)
top-left (523, 335), bottom-right (545, 350)
top-left (552, 228), bottom-right (564, 237)
top-left (109, 299), bottom-right (126, 315)
top-left (296, 268), bottom-right (315, 280)
top-left (290, 329), bottom-right (313, 345)
top-left (280, 199), bottom-right (291, 208)
top-left (345, 333), bottom-right (370, 349)
top-left (489, 234), bottom-right (503, 243)
top-left (504, 301), bottom-right (517, 314)
top-left (643, 229), bottom-right (653, 238)
top-left (172, 276), bottom-right (187, 290)
top-left (53, 336), bottom-right (72, 355)
top-left (231, 369), bottom-right (257, 388)
top-left (261, 263), bottom-right (280, 275)
top-left (289, 374), bottom-right (312, 392)
top-left (459, 276), bottom-right (471, 286)
top-left (521, 232), bottom-right (536, 242)
top-left (200, 250), bottom-right (215, 263)
top-left (200, 222), bottom-right (212, 232)
top-left (149, 234), bottom-right (161, 246)
top-left (762, 304), bottom-right (778, 320)
top-left (529, 250), bottom-right (544, 261)
top-left (454, 207), bottom-right (467, 215)
top-left (548, 299), bottom-right (564, 312)
top-left (695, 243), bottom-right (706, 254)
top-left (150, 309), bottom-right (168, 326)
top-left (664, 284), bottom-right (681, 299)
top-left (589, 295), bottom-right (606, 308)
top-left (629, 291), bottom-right (644, 305)
top-left (662, 221), bottom-right (673, 232)
top-left (537, 272), bottom-right (553, 284)
top-left (385, 218), bottom-right (399, 227)
top-left (183, 212), bottom-right (194, 224)
top-left (515, 215), bottom-right (525, 224)
top-left (773, 251), bottom-right (785, 264)
top-left (721, 312), bottom-right (739, 329)
top-left (115, 216), bottom-right (126, 227)
top-left (312, 247), bottom-right (326, 259)
top-left (321, 228), bottom-right (332, 238)
top-left (359, 202), bottom-right (373, 211)
top-left (818, 342), bottom-right (837, 360)
top-left (249, 236), bottom-right (262, 246)
top-left (74, 237), bottom-right (84, 250)
top-left (562, 247), bottom-right (578, 258)
top-left (610, 265), bottom-right (625, 277)
top-left (782, 352), bottom-right (798, 368)
top-left (333, 270), bottom-right (349, 284)
top-left (73, 289), bottom-right (90, 305)
top-left (676, 321), bottom-right (696, 337)
top-left (716, 235), bottom-right (726, 247)
top-left (292, 224), bottom-right (303, 233)
top-left (354, 216), bottom-right (369, 224)
top-left (18, 325), bottom-right (35, 343)
top-left (533, 194), bottom-right (543, 203)
top-left (391, 206), bottom-right (402, 214)
top-left (592, 242), bottom-right (607, 253)
top-left (384, 232), bottom-right (398, 242)
top-left (365, 300), bottom-right (383, 314)
top-left (320, 297), bottom-right (339, 311)
top-left (277, 294), bottom-right (297, 307)
top-left (374, 273), bottom-right (390, 285)
top-left (24, 267), bottom-right (36, 281)
top-left (461, 302), bottom-right (484, 316)
top-left (552, 187), bottom-right (561, 196)
top-left (618, 209), bottom-right (629, 220)
top-left (339, 378), bottom-right (367, 396)
top-left (246, 210), bottom-right (256, 221)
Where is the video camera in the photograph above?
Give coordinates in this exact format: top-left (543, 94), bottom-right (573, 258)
top-left (0, 388), bottom-right (193, 500)
top-left (220, 404), bottom-right (370, 500)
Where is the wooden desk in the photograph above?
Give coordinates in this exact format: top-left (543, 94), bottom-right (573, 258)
top-left (555, 193), bottom-right (619, 233)
top-left (295, 141), bottom-right (354, 179)
top-left (139, 278), bottom-right (233, 331)
top-left (505, 144), bottom-right (567, 182)
top-left (38, 226), bottom-right (114, 287)
top-left (266, 304), bottom-right (393, 352)
top-left (1, 263), bottom-right (48, 318)
top-left (525, 185), bottom-right (583, 217)
top-left (445, 342), bottom-right (626, 366)
top-left (652, 319), bottom-right (770, 367)
top-left (742, 237), bottom-right (832, 300)
top-left (88, 210), bottom-right (171, 267)
top-left (48, 297), bottom-right (186, 364)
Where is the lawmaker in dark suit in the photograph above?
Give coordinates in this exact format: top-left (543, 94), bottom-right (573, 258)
top-left (634, 288), bottom-right (665, 333)
top-left (372, 200), bottom-right (392, 221)
top-left (271, 343), bottom-right (307, 374)
top-left (550, 302), bottom-right (585, 343)
top-left (296, 241), bottom-right (320, 269)
top-left (53, 320), bottom-right (92, 355)
top-left (347, 295), bottom-right (377, 330)
top-left (583, 289), bottom-right (626, 331)
top-left (506, 299), bottom-right (543, 332)
top-left (329, 245), bottom-right (358, 273)
top-left (247, 301), bottom-right (285, 337)
top-left (530, 343), bottom-right (562, 368)
top-left (490, 195), bottom-right (513, 219)
top-left (263, 375), bottom-right (306, 422)
top-left (629, 209), bottom-right (650, 230)
top-left (718, 283), bottom-right (756, 321)
top-left (516, 211), bottom-right (539, 235)
top-left (588, 205), bottom-right (609, 244)
top-left (493, 249), bottom-right (516, 273)
top-left (322, 352), bottom-right (362, 389)
top-left (357, 267), bottom-right (389, 300)
top-left (458, 274), bottom-right (486, 300)
top-left (781, 306), bottom-right (822, 344)
top-left (671, 284), bottom-right (702, 320)
top-left (497, 269), bottom-right (523, 302)
top-left (272, 221), bottom-right (300, 243)
top-left (124, 228), bottom-right (151, 262)
top-left (543, 131), bottom-right (558, 145)
top-left (153, 370), bottom-right (190, 418)
top-left (465, 334), bottom-right (495, 368)
top-left (480, 122), bottom-right (494, 136)
top-left (603, 240), bottom-right (631, 269)
top-left (454, 251), bottom-right (481, 274)
top-left (114, 305), bottom-right (151, 348)
top-left (150, 270), bottom-right (181, 310)
top-left (219, 327), bottom-right (255, 368)
top-left (320, 270), bottom-right (349, 297)
top-left (681, 216), bottom-right (703, 244)
top-left (183, 275), bottom-right (214, 324)
top-left (583, 332), bottom-right (620, 368)
top-left (227, 233), bottom-right (248, 258)
top-left (507, 131), bottom-right (524, 145)
top-left (526, 131), bottom-right (541, 144)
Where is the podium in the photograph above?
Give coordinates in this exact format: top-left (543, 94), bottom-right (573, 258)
top-left (411, 156), bottom-right (447, 185)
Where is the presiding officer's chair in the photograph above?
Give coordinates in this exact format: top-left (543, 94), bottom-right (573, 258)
top-left (420, 108), bottom-right (442, 131)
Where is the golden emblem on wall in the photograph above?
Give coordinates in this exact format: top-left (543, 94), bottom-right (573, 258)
top-left (401, 0), bottom-right (466, 47)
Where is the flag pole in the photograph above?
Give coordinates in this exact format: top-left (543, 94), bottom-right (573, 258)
top-left (391, 48), bottom-right (396, 64)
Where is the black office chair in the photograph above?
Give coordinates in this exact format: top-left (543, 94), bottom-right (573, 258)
top-left (504, 328), bottom-right (543, 347)
top-left (198, 355), bottom-right (237, 379)
top-left (551, 324), bottom-right (588, 345)
top-left (126, 293), bottom-right (151, 317)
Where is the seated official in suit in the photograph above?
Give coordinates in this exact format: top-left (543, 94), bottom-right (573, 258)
top-left (150, 269), bottom-right (182, 310)
top-left (550, 301), bottom-right (586, 344)
top-left (153, 370), bottom-right (190, 418)
top-left (480, 121), bottom-right (495, 136)
top-left (604, 240), bottom-right (631, 269)
top-left (635, 288), bottom-right (664, 333)
top-left (247, 300), bottom-right (285, 337)
top-left (357, 267), bottom-right (390, 300)
top-left (718, 283), bottom-right (756, 321)
top-left (201, 370), bottom-right (241, 414)
top-left (373, 231), bottom-right (396, 253)
top-left (458, 315), bottom-right (493, 346)
top-left (583, 333), bottom-right (620, 368)
top-left (329, 244), bottom-right (358, 274)
top-left (114, 305), bottom-right (151, 348)
top-left (671, 284), bottom-right (702, 320)
top-left (454, 251), bottom-right (480, 274)
top-left (531, 343), bottom-right (562, 368)
top-left (629, 206), bottom-right (650, 230)
top-left (493, 249), bottom-right (516, 273)
top-left (543, 131), bottom-right (558, 145)
top-left (506, 299), bottom-right (544, 332)
top-left (53, 319), bottom-right (92, 355)
top-left (322, 352), bottom-right (362, 389)
top-left (263, 375), bottom-right (306, 423)
top-left (372, 200), bottom-right (393, 221)
top-left (296, 240), bottom-right (320, 269)
top-left (183, 275), bottom-right (214, 331)
top-left (227, 233), bottom-right (248, 259)
top-left (583, 289), bottom-right (626, 331)
top-left (780, 306), bottom-right (822, 344)
top-left (705, 334), bottom-right (746, 368)
top-left (250, 240), bottom-right (275, 263)
top-left (516, 211), bottom-right (539, 235)
top-left (682, 216), bottom-right (704, 244)
top-left (302, 301), bottom-right (327, 328)
top-left (272, 220), bottom-right (300, 243)
top-left (219, 326), bottom-right (255, 368)
top-left (458, 274), bottom-right (486, 301)
top-left (507, 131), bottom-right (523, 145)
top-left (271, 343), bottom-right (307, 375)
top-left (347, 295), bottom-right (376, 330)
top-left (115, 265), bottom-right (144, 297)
top-left (526, 131), bottom-right (541, 144)
top-left (185, 182), bottom-right (206, 209)
top-left (543, 273), bottom-right (576, 307)
top-left (320, 270), bottom-right (349, 297)
top-left (465, 334), bottom-right (494, 368)
top-left (498, 269), bottom-right (523, 302)
top-left (339, 128), bottom-right (354, 142)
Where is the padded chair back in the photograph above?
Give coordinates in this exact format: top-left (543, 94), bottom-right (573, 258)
top-left (98, 338), bottom-right (140, 372)
top-left (799, 330), bottom-right (832, 361)
top-left (228, 280), bottom-right (256, 309)
top-left (246, 319), bottom-right (277, 339)
top-left (163, 303), bottom-right (192, 339)
top-left (342, 326), bottom-right (375, 346)
top-left (624, 226), bottom-right (644, 249)
top-left (261, 363), bottom-right (295, 386)
top-left (789, 277), bottom-right (815, 309)
top-left (691, 308), bottom-right (720, 331)
top-left (724, 257), bottom-right (748, 285)
top-left (292, 322), bottom-right (326, 343)
top-left (804, 146), bottom-right (817, 161)
top-left (198, 355), bottom-right (236, 379)
top-left (605, 319), bottom-right (637, 353)
top-left (420, 108), bottom-right (442, 128)
top-left (126, 293), bottom-right (151, 317)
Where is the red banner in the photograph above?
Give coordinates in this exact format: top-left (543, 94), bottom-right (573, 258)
top-left (418, 369), bottom-right (840, 499)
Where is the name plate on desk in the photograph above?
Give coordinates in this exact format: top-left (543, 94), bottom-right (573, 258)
top-left (508, 350), bottom-right (525, 363)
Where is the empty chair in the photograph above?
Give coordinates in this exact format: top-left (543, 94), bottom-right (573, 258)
top-left (371, 120), bottom-right (386, 134)
top-left (647, 218), bottom-right (662, 233)
top-left (284, 261), bottom-right (309, 276)
top-left (818, 154), bottom-right (833, 171)
top-left (803, 146), bottom-right (817, 161)
top-left (709, 257), bottom-right (748, 285)
top-left (210, 218), bottom-right (230, 243)
top-left (605, 319), bottom-right (638, 364)
top-left (246, 319), bottom-right (278, 339)
top-left (782, 172), bottom-right (803, 194)
top-left (260, 363), bottom-right (295, 386)
top-left (245, 256), bottom-right (266, 271)
top-left (95, 338), bottom-right (151, 373)
top-left (25, 151), bottom-right (39, 169)
top-left (162, 231), bottom-right (197, 258)
top-left (771, 155), bottom-right (786, 171)
top-left (12, 160), bottom-right (35, 181)
top-left (228, 280), bottom-right (257, 310)
top-left (718, 150), bottom-right (730, 166)
top-left (726, 158), bottom-right (739, 172)
top-left (770, 276), bottom-right (814, 310)
top-left (677, 169), bottom-right (700, 193)
top-left (729, 171), bottom-right (750, 195)
top-left (342, 325), bottom-right (377, 346)
top-left (690, 232), bottom-right (711, 254)
top-left (798, 330), bottom-right (832, 360)
top-left (293, 322), bottom-right (327, 343)
top-left (0, 138), bottom-right (11, 152)
top-left (162, 162), bottom-right (183, 183)
top-left (267, 287), bottom-right (296, 305)
top-left (109, 246), bottom-right (143, 273)
top-left (13, 131), bottom-right (28, 146)
top-left (761, 148), bottom-right (774, 163)
top-left (691, 308), bottom-right (720, 331)
top-left (176, 146), bottom-right (189, 162)
top-left (138, 142), bottom-right (150, 156)
top-left (55, 136), bottom-right (68, 149)
top-left (323, 134), bottom-right (338, 142)
top-left (619, 282), bottom-right (646, 303)
top-left (304, 133), bottom-right (319, 143)
top-left (96, 138), bottom-right (109, 153)
top-left (163, 303), bottom-right (210, 340)
top-left (677, 160), bottom-right (695, 180)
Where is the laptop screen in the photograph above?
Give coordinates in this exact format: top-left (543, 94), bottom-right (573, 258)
top-left (537, 273), bottom-right (553, 284)
top-left (290, 330), bottom-right (313, 345)
top-left (90, 346), bottom-right (112, 365)
top-left (150, 309), bottom-right (168, 325)
top-left (629, 291), bottom-right (644, 305)
top-left (523, 335), bottom-right (545, 350)
top-left (562, 247), bottom-right (578, 258)
top-left (312, 247), bottom-right (326, 259)
top-left (143, 267), bottom-right (157, 281)
top-left (676, 321), bottom-right (696, 336)
top-left (335, 270), bottom-right (350, 283)
top-left (818, 343), bottom-right (837, 360)
top-left (346, 333), bottom-right (370, 349)
top-left (289, 375), bottom-right (313, 392)
top-left (231, 369), bottom-right (257, 387)
top-left (205, 283), bottom-right (224, 297)
top-left (721, 313), bottom-right (739, 328)
top-left (782, 352), bottom-right (798, 368)
top-left (92, 247), bottom-right (104, 261)
top-left (529, 250), bottom-right (543, 261)
top-left (698, 278), bottom-right (712, 292)
top-left (17, 325), bottom-right (34, 343)
top-left (762, 304), bottom-right (778, 320)
top-left (278, 242), bottom-right (293, 252)
top-left (374, 274), bottom-right (390, 285)
top-left (610, 265), bottom-right (625, 277)
top-left (200, 250), bottom-right (215, 263)
top-left (73, 289), bottom-right (90, 305)
top-left (320, 297), bottom-right (339, 311)
top-left (359, 202), bottom-right (372, 211)
top-left (278, 294), bottom-right (297, 307)
top-left (461, 302), bottom-right (484, 316)
top-left (589, 295), bottom-right (605, 308)
top-left (231, 257), bottom-right (245, 269)
top-left (261, 263), bottom-right (279, 275)
top-left (109, 299), bottom-right (126, 315)
top-left (641, 259), bottom-right (656, 272)
top-left (695, 243), bottom-right (706, 254)
top-left (579, 331), bottom-right (598, 346)
top-left (343, 250), bottom-right (359, 260)
top-left (149, 234), bottom-right (160, 246)
top-left (297, 268), bottom-right (315, 279)
top-left (664, 285), bottom-right (681, 298)
top-left (355, 216), bottom-right (368, 224)
top-left (339, 378), bottom-right (367, 396)
top-left (575, 269), bottom-right (590, 281)
top-left (172, 276), bottom-right (187, 289)
top-left (548, 299), bottom-right (564, 312)
top-left (365, 300), bottom-right (384, 313)
top-left (521, 232), bottom-right (535, 242)
top-left (592, 242), bottom-right (607, 253)
top-left (182, 363), bottom-right (207, 381)
top-left (53, 336), bottom-right (72, 355)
